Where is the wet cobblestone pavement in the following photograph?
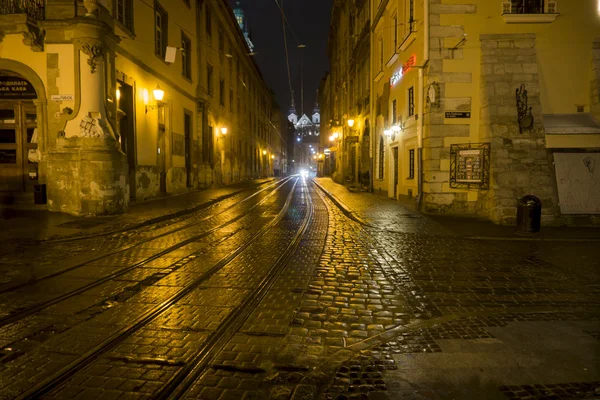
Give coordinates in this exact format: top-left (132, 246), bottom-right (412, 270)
top-left (0, 177), bottom-right (598, 399)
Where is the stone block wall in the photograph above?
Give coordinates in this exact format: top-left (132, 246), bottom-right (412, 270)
top-left (422, 1), bottom-right (480, 216)
top-left (478, 34), bottom-right (560, 225)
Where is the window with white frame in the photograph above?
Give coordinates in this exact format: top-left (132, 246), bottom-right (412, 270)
top-left (154, 1), bottom-right (167, 58)
top-left (181, 32), bottom-right (191, 79)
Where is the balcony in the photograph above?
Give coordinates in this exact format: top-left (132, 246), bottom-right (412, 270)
top-left (0, 0), bottom-right (45, 21)
top-left (502, 0), bottom-right (558, 23)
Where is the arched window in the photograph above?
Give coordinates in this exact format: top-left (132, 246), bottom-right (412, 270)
top-left (378, 136), bottom-right (384, 179)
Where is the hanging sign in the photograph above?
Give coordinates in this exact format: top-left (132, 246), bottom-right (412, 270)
top-left (0, 76), bottom-right (37, 99)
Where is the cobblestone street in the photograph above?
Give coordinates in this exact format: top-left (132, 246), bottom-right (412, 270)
top-left (0, 177), bottom-right (598, 399)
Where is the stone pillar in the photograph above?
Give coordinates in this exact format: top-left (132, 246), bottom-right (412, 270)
top-left (46, 20), bottom-right (129, 215)
top-left (479, 34), bottom-right (560, 226)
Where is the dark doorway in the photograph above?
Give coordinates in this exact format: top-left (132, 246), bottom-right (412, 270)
top-left (117, 81), bottom-right (135, 199)
top-left (184, 111), bottom-right (193, 188)
top-left (393, 147), bottom-right (399, 199)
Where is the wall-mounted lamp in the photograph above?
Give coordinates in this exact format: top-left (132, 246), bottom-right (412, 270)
top-left (220, 127), bottom-right (228, 135)
top-left (271, 155), bottom-right (275, 159)
top-left (262, 150), bottom-right (267, 155)
top-left (347, 119), bottom-right (355, 128)
top-left (145, 85), bottom-right (166, 114)
top-left (384, 129), bottom-right (392, 137)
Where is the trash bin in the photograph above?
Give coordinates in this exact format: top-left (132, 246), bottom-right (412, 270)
top-left (516, 195), bottom-right (541, 234)
top-left (34, 184), bottom-right (47, 205)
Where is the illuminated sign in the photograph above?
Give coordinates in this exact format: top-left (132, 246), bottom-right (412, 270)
top-left (390, 69), bottom-right (403, 86)
top-left (390, 54), bottom-right (417, 87)
top-left (402, 54), bottom-right (417, 74)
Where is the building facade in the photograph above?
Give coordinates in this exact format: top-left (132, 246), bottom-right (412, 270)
top-left (324, 0), bottom-right (600, 225)
top-left (0, 0), bottom-right (284, 215)
top-left (322, 0), bottom-right (371, 187)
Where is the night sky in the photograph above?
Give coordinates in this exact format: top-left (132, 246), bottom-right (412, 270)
top-left (230, 0), bottom-right (333, 118)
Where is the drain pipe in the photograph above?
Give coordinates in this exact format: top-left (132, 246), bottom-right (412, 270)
top-left (417, 0), bottom-right (430, 211)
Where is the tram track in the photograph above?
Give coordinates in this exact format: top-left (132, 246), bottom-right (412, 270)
top-left (0, 177), bottom-right (295, 329)
top-left (15, 177), bottom-right (311, 400)
top-left (41, 180), bottom-right (276, 245)
top-left (157, 178), bottom-right (314, 400)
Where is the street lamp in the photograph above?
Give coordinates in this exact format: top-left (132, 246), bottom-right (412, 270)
top-left (262, 150), bottom-right (267, 155)
top-left (347, 119), bottom-right (355, 128)
top-left (220, 127), bottom-right (228, 135)
top-left (145, 85), bottom-right (166, 113)
top-left (271, 155), bottom-right (275, 159)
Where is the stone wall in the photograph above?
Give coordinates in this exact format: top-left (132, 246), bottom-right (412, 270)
top-left (479, 33), bottom-right (560, 226)
top-left (422, 1), bottom-right (479, 215)
top-left (592, 36), bottom-right (600, 121)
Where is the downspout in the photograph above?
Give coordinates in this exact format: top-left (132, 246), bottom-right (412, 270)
top-left (417, 0), bottom-right (429, 211)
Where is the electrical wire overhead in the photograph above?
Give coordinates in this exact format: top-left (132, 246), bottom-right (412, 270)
top-left (273, 0), bottom-right (305, 48)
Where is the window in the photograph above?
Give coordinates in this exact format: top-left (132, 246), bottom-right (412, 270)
top-left (207, 65), bottom-right (213, 96)
top-left (230, 89), bottom-right (234, 112)
top-left (392, 15), bottom-right (398, 50)
top-left (115, 0), bottom-right (134, 32)
top-left (409, 0), bottom-right (414, 24)
top-left (379, 37), bottom-right (384, 70)
top-left (378, 136), bottom-right (385, 179)
top-left (408, 86), bottom-right (415, 117)
top-left (408, 149), bottom-right (415, 179)
top-left (392, 99), bottom-right (397, 124)
top-left (205, 4), bottom-right (212, 35)
top-left (511, 0), bottom-right (545, 13)
top-left (154, 2), bottom-right (168, 58)
top-left (219, 79), bottom-right (225, 107)
top-left (219, 29), bottom-right (224, 54)
top-left (181, 32), bottom-right (191, 79)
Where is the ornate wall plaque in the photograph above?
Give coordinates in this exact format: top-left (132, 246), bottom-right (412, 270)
top-left (450, 143), bottom-right (490, 189)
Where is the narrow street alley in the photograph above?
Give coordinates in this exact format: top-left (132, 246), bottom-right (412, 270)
top-left (0, 177), bottom-right (598, 399)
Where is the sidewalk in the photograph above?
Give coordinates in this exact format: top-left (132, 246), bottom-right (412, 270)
top-left (0, 179), bottom-right (275, 242)
top-left (313, 177), bottom-right (600, 241)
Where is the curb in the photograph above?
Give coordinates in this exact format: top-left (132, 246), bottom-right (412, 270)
top-left (310, 179), bottom-right (371, 227)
